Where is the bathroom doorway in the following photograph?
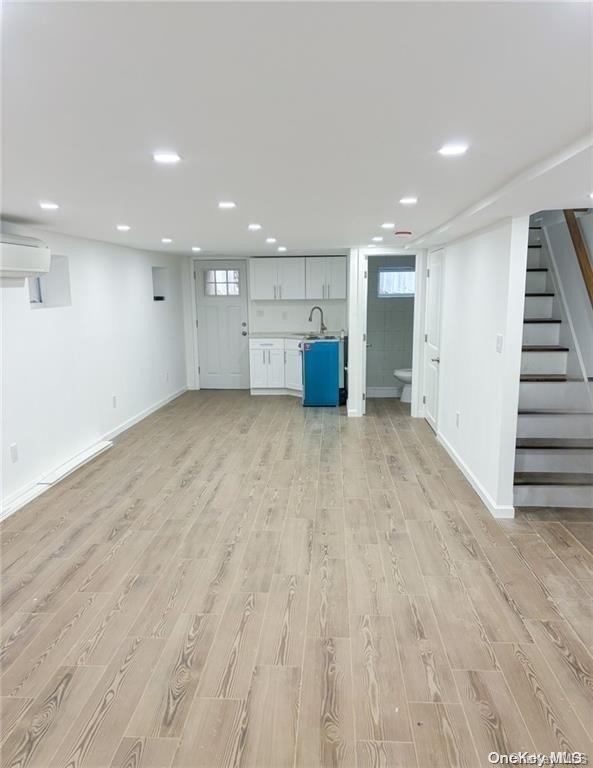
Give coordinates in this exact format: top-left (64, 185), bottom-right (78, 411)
top-left (364, 254), bottom-right (416, 409)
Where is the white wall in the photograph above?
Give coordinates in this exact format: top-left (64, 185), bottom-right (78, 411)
top-left (437, 219), bottom-right (528, 516)
top-left (249, 299), bottom-right (347, 334)
top-left (366, 256), bottom-right (414, 392)
top-left (1, 224), bottom-right (187, 510)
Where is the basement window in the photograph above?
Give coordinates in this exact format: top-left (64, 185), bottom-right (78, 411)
top-left (377, 267), bottom-right (415, 298)
top-left (28, 255), bottom-right (71, 308)
top-left (152, 267), bottom-right (167, 301)
top-left (204, 269), bottom-right (240, 296)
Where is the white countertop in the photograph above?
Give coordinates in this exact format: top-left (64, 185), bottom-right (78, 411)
top-left (249, 331), bottom-right (344, 339)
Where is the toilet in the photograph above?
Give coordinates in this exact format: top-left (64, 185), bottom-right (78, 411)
top-left (393, 368), bottom-right (412, 403)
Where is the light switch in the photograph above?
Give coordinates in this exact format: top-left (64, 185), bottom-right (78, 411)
top-left (496, 334), bottom-right (503, 353)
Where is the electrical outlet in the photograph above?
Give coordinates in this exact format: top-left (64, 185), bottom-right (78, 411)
top-left (112, 395), bottom-right (117, 409)
top-left (9, 443), bottom-right (18, 463)
top-left (496, 334), bottom-right (503, 353)
top-left (456, 412), bottom-right (460, 428)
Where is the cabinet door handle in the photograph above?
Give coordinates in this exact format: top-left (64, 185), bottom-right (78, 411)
top-left (262, 350), bottom-right (266, 365)
top-left (273, 285), bottom-right (277, 299)
top-left (327, 284), bottom-right (330, 299)
top-left (279, 285), bottom-right (282, 299)
top-left (322, 284), bottom-right (326, 299)
top-left (268, 350), bottom-right (271, 364)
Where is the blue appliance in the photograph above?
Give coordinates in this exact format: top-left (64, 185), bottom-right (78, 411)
top-left (302, 339), bottom-right (339, 407)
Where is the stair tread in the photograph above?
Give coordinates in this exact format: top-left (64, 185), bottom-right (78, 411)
top-left (519, 409), bottom-right (593, 415)
top-left (514, 472), bottom-right (593, 486)
top-left (522, 345), bottom-right (569, 352)
top-left (516, 438), bottom-right (593, 449)
top-left (523, 318), bottom-right (561, 324)
top-left (526, 268), bottom-right (548, 272)
top-left (528, 244), bottom-right (543, 248)
top-left (529, 226), bottom-right (542, 230)
top-left (520, 374), bottom-right (567, 382)
top-left (525, 292), bottom-right (555, 296)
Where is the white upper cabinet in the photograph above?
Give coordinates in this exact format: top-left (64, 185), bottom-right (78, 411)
top-left (305, 257), bottom-right (347, 300)
top-left (326, 256), bottom-right (347, 299)
top-left (277, 258), bottom-right (306, 300)
top-left (249, 257), bottom-right (306, 300)
top-left (249, 258), bottom-right (278, 300)
top-left (305, 257), bottom-right (326, 300)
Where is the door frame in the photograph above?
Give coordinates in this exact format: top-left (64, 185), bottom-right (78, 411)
top-left (350, 247), bottom-right (426, 418)
top-left (190, 256), bottom-right (250, 389)
top-left (423, 248), bottom-right (444, 432)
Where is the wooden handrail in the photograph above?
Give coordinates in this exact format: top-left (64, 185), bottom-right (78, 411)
top-left (564, 209), bottom-right (593, 308)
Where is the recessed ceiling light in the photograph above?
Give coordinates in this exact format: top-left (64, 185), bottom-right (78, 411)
top-left (153, 151), bottom-right (181, 164)
top-left (372, 236), bottom-right (383, 242)
top-left (266, 237), bottom-right (277, 244)
top-left (381, 222), bottom-right (395, 229)
top-left (438, 142), bottom-right (468, 157)
top-left (367, 244), bottom-right (377, 248)
top-left (161, 237), bottom-right (173, 244)
top-left (399, 196), bottom-right (418, 205)
top-left (218, 201), bottom-right (236, 209)
top-left (191, 246), bottom-right (201, 252)
top-left (248, 223), bottom-right (262, 231)
top-left (589, 192), bottom-right (593, 200)
top-left (39, 201), bottom-right (59, 210)
top-left (277, 246), bottom-right (287, 252)
top-left (116, 224), bottom-right (130, 232)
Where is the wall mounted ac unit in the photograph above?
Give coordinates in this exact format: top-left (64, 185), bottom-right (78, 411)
top-left (0, 232), bottom-right (51, 286)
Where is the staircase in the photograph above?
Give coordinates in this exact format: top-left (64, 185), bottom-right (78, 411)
top-left (514, 221), bottom-right (593, 508)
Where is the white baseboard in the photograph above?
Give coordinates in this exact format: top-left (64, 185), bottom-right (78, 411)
top-left (103, 386), bottom-right (187, 441)
top-left (250, 388), bottom-right (301, 397)
top-left (1, 386), bottom-right (188, 522)
top-left (437, 432), bottom-right (515, 519)
top-left (366, 387), bottom-right (402, 398)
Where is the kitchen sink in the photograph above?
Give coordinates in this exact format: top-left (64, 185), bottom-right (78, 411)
top-left (304, 334), bottom-right (337, 340)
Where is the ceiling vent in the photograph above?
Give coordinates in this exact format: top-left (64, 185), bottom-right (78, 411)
top-left (0, 232), bottom-right (51, 285)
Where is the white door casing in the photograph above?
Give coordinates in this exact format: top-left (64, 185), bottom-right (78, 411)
top-left (196, 260), bottom-right (250, 389)
top-left (424, 249), bottom-right (443, 431)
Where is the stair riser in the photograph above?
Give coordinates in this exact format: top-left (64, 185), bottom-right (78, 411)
top-left (517, 414), bottom-right (593, 438)
top-left (527, 249), bottom-right (541, 268)
top-left (522, 324), bottom-right (560, 345)
top-left (524, 296), bottom-right (553, 319)
top-left (520, 351), bottom-right (567, 375)
top-left (515, 449), bottom-right (593, 473)
top-left (514, 484), bottom-right (593, 508)
top-left (528, 234), bottom-right (542, 247)
top-left (519, 381), bottom-right (592, 410)
top-left (525, 272), bottom-right (548, 293)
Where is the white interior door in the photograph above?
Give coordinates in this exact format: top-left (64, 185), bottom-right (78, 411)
top-left (424, 249), bottom-right (443, 431)
top-left (196, 261), bottom-right (250, 389)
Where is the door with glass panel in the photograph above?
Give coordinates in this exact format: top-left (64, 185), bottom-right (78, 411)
top-left (196, 261), bottom-right (250, 388)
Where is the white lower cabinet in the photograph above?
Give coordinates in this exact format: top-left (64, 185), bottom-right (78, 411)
top-left (249, 337), bottom-right (302, 393)
top-left (284, 341), bottom-right (303, 392)
top-left (268, 349), bottom-right (286, 388)
top-left (249, 339), bottom-right (286, 389)
top-left (249, 348), bottom-right (269, 388)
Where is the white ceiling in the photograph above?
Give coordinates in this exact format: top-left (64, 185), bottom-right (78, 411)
top-left (2, 1), bottom-right (592, 255)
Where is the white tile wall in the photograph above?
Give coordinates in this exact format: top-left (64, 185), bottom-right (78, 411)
top-left (250, 299), bottom-right (347, 334)
top-left (366, 256), bottom-right (415, 388)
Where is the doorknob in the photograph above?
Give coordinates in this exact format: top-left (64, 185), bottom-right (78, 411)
top-left (366, 344), bottom-right (372, 348)
top-left (241, 331), bottom-right (248, 336)
top-left (431, 357), bottom-right (440, 363)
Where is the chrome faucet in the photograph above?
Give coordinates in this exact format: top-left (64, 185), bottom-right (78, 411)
top-left (308, 306), bottom-right (327, 335)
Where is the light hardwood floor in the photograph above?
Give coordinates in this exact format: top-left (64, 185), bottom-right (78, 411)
top-left (1, 391), bottom-right (592, 768)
